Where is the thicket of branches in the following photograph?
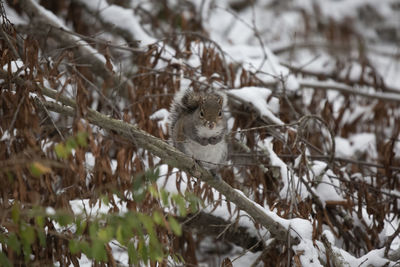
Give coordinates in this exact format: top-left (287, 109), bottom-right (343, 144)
top-left (1, 0), bottom-right (399, 266)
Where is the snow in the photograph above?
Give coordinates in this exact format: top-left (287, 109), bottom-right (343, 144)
top-left (26, 0), bottom-right (107, 65)
top-left (150, 108), bottom-right (170, 135)
top-left (228, 87), bottom-right (283, 125)
top-left (77, 0), bottom-right (156, 46)
top-left (349, 133), bottom-right (376, 158)
top-left (312, 162), bottom-right (344, 206)
top-left (261, 138), bottom-right (309, 200)
top-left (2, 59), bottom-right (24, 73)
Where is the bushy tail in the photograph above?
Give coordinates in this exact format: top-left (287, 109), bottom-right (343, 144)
top-left (169, 88), bottom-right (201, 132)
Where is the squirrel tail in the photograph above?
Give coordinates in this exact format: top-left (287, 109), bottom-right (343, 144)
top-left (169, 88), bottom-right (199, 133)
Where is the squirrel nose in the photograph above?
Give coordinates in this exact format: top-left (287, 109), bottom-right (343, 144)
top-left (207, 122), bottom-right (215, 129)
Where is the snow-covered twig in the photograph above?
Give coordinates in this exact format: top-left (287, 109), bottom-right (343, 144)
top-left (299, 79), bottom-right (400, 103)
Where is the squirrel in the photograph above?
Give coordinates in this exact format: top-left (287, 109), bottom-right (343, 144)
top-left (169, 89), bottom-right (228, 171)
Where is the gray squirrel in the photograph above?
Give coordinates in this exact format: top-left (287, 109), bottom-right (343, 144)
top-left (169, 89), bottom-right (228, 170)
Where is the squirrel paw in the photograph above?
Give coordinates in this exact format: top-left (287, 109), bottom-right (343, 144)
top-left (208, 136), bottom-right (221, 145)
top-left (198, 137), bottom-right (209, 146)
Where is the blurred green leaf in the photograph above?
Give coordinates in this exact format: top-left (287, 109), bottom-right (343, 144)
top-left (160, 189), bottom-right (169, 206)
top-left (11, 203), bottom-right (20, 224)
top-left (55, 143), bottom-right (68, 159)
top-left (145, 168), bottom-right (160, 182)
top-left (138, 240), bottom-right (148, 263)
top-left (79, 241), bottom-right (91, 257)
top-left (148, 185), bottom-right (159, 198)
top-left (56, 213), bottom-right (73, 226)
top-left (89, 223), bottom-right (99, 239)
top-left (69, 239), bottom-right (79, 254)
top-left (98, 226), bottom-right (114, 243)
top-left (152, 211), bottom-right (164, 226)
top-left (116, 225), bottom-right (124, 244)
top-left (76, 131), bottom-right (88, 147)
top-left (65, 137), bottom-right (77, 151)
top-left (35, 215), bottom-right (44, 228)
top-left (92, 241), bottom-right (107, 262)
top-left (7, 233), bottom-right (20, 254)
top-left (30, 162), bottom-right (51, 177)
top-left (127, 242), bottom-right (138, 265)
top-left (172, 194), bottom-right (187, 217)
top-left (75, 219), bottom-right (86, 236)
top-left (168, 216), bottom-right (182, 236)
top-left (20, 224), bottom-right (35, 245)
top-left (0, 252), bottom-right (12, 267)
top-left (37, 230), bottom-right (46, 247)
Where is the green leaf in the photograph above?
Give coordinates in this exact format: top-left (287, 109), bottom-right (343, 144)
top-left (152, 211), bottom-right (164, 226)
top-left (20, 224), bottom-right (35, 245)
top-left (186, 192), bottom-right (201, 213)
top-left (0, 252), bottom-right (12, 267)
top-left (138, 214), bottom-right (159, 248)
top-left (138, 240), bottom-right (148, 263)
top-left (101, 195), bottom-right (109, 206)
top-left (127, 242), bottom-right (138, 265)
top-left (92, 241), bottom-right (107, 262)
top-left (98, 226), bottom-right (114, 243)
top-left (11, 203), bottom-right (20, 224)
top-left (35, 215), bottom-right (44, 228)
top-left (148, 185), bottom-right (159, 198)
top-left (69, 239), bottom-right (79, 254)
top-left (145, 168), bottom-right (160, 182)
top-left (168, 216), bottom-right (182, 236)
top-left (56, 213), bottom-right (73, 226)
top-left (29, 162), bottom-right (51, 177)
top-left (89, 223), bottom-right (99, 239)
top-left (66, 137), bottom-right (77, 151)
top-left (172, 194), bottom-right (187, 217)
top-left (116, 225), bottom-right (124, 244)
top-left (7, 233), bottom-right (20, 253)
top-left (76, 131), bottom-right (88, 147)
top-left (37, 230), bottom-right (46, 247)
top-left (22, 242), bottom-right (31, 262)
top-left (133, 175), bottom-right (145, 191)
top-left (149, 242), bottom-right (164, 261)
top-left (79, 241), bottom-right (91, 258)
top-left (75, 219), bottom-right (86, 236)
top-left (160, 189), bottom-right (169, 206)
top-left (55, 143), bottom-right (68, 159)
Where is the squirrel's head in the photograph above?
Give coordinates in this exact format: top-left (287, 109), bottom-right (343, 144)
top-left (198, 94), bottom-right (224, 129)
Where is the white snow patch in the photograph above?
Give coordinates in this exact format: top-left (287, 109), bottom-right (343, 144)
top-left (150, 108), bottom-right (170, 135)
top-left (228, 87), bottom-right (283, 125)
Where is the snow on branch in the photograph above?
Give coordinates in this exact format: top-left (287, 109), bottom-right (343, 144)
top-left (73, 0), bottom-right (156, 47)
top-left (20, 0), bottom-right (113, 80)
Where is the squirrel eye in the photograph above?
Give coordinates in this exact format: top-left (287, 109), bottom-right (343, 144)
top-left (200, 110), bottom-right (204, 117)
top-left (218, 111), bottom-right (222, 117)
